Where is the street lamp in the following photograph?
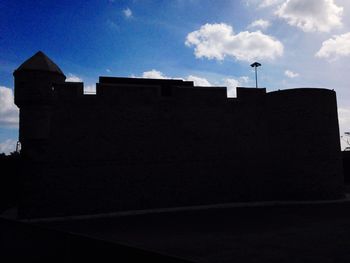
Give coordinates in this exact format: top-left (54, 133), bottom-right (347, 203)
top-left (250, 62), bottom-right (261, 88)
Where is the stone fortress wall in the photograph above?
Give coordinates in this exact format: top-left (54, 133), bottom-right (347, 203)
top-left (14, 52), bottom-right (344, 218)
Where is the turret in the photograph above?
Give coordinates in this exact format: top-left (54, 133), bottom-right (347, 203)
top-left (13, 51), bottom-right (66, 159)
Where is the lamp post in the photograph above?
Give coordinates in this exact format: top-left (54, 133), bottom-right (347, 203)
top-left (250, 62), bottom-right (261, 88)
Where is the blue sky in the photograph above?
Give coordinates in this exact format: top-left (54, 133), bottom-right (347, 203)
top-left (1, 0), bottom-right (350, 153)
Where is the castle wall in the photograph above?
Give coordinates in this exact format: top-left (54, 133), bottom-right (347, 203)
top-left (16, 79), bottom-right (344, 218)
top-left (265, 89), bottom-right (343, 199)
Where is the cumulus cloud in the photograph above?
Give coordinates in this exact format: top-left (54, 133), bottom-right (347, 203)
top-left (239, 76), bottom-right (250, 83)
top-left (141, 70), bottom-right (212, 86)
top-left (338, 107), bottom-right (350, 150)
top-left (187, 75), bottom-right (211, 86)
top-left (284, 70), bottom-right (299, 78)
top-left (259, 0), bottom-right (283, 8)
top-left (66, 73), bottom-right (83, 82)
top-left (84, 84), bottom-right (96, 94)
top-left (245, 0), bottom-right (282, 8)
top-left (139, 70), bottom-right (248, 98)
top-left (224, 76), bottom-right (250, 97)
top-left (339, 107), bottom-right (350, 128)
top-left (142, 69), bottom-right (167, 79)
top-left (65, 74), bottom-right (96, 94)
top-left (316, 32), bottom-right (350, 59)
top-left (185, 23), bottom-right (283, 62)
top-left (275, 0), bottom-right (343, 32)
top-left (0, 139), bottom-right (17, 155)
top-left (123, 8), bottom-right (133, 18)
top-left (248, 19), bottom-right (271, 30)
top-left (0, 86), bottom-right (19, 128)
top-left (224, 78), bottom-right (240, 97)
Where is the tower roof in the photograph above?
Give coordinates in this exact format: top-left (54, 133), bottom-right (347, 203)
top-left (15, 51), bottom-right (65, 76)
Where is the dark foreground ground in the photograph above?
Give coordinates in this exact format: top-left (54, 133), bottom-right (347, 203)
top-left (32, 201), bottom-right (350, 263)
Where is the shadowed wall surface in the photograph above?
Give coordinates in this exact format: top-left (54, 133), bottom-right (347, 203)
top-left (14, 52), bottom-right (344, 218)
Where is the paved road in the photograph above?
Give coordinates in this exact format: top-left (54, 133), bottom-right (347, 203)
top-left (38, 201), bottom-right (350, 262)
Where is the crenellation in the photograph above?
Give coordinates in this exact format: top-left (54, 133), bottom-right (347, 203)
top-left (13, 51), bottom-right (344, 218)
top-left (54, 82), bottom-right (84, 99)
top-left (236, 87), bottom-right (266, 100)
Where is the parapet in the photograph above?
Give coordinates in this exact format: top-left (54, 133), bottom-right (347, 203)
top-left (268, 87), bottom-right (335, 96)
top-left (96, 76), bottom-right (228, 103)
top-left (237, 87), bottom-right (266, 100)
top-left (99, 76), bottom-right (194, 86)
top-left (53, 82), bottom-right (84, 100)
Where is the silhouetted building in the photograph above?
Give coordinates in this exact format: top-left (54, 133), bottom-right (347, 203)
top-left (14, 51), bottom-right (344, 218)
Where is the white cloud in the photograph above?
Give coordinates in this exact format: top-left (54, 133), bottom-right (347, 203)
top-left (224, 76), bottom-right (249, 97)
top-left (248, 19), bottom-right (271, 30)
top-left (284, 70), bottom-right (299, 78)
top-left (139, 70), bottom-right (248, 98)
top-left (316, 32), bottom-right (350, 59)
top-left (0, 139), bottom-right (17, 155)
top-left (84, 84), bottom-right (96, 94)
top-left (66, 73), bottom-right (83, 82)
top-left (123, 8), bottom-right (133, 18)
top-left (339, 108), bottom-right (350, 128)
top-left (338, 107), bottom-right (350, 150)
top-left (141, 70), bottom-right (212, 86)
top-left (187, 75), bottom-right (211, 86)
top-left (106, 69), bottom-right (111, 73)
top-left (65, 74), bottom-right (95, 93)
top-left (0, 86), bottom-right (19, 128)
top-left (142, 69), bottom-right (167, 79)
top-left (185, 23), bottom-right (283, 62)
top-left (275, 0), bottom-right (343, 32)
top-left (259, 0), bottom-right (283, 8)
top-left (239, 76), bottom-right (250, 84)
top-left (224, 78), bottom-right (240, 97)
top-left (245, 0), bottom-right (283, 8)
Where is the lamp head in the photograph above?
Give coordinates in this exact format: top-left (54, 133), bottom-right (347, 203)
top-left (250, 62), bottom-right (261, 68)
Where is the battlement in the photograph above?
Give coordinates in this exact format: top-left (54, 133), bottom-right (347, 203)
top-left (13, 51), bottom-right (344, 219)
top-left (52, 78), bottom-right (336, 104)
top-left (53, 82), bottom-right (84, 99)
top-left (47, 77), bottom-right (230, 104)
top-left (99, 76), bottom-right (194, 86)
top-left (50, 77), bottom-right (268, 102)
